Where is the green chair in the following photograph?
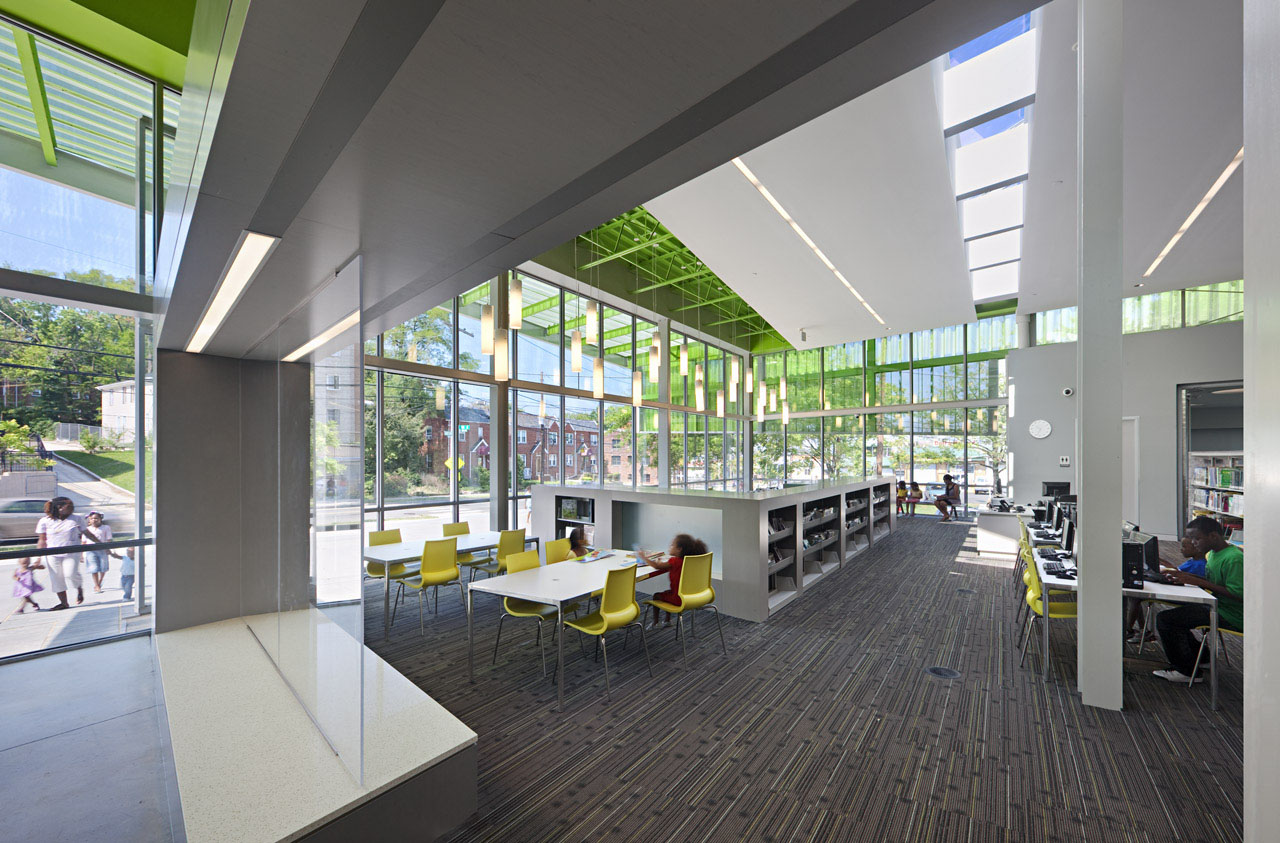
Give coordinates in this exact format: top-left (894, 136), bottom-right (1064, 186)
top-left (475, 529), bottom-right (526, 578)
top-left (643, 552), bottom-right (725, 667)
top-left (563, 564), bottom-right (652, 700)
top-left (491, 549), bottom-right (578, 675)
top-left (401, 537), bottom-right (465, 635)
top-left (366, 528), bottom-right (411, 622)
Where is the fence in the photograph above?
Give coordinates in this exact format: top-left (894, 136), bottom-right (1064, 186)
top-left (55, 423), bottom-right (134, 445)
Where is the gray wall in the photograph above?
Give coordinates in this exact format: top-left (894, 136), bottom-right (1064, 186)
top-left (1007, 321), bottom-right (1244, 536)
top-left (1188, 405), bottom-right (1243, 451)
top-left (156, 350), bottom-right (310, 633)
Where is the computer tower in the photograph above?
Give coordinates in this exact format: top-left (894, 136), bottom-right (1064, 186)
top-left (1122, 541), bottom-right (1144, 588)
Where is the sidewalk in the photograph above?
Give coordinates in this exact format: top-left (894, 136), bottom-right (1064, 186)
top-left (1, 563), bottom-right (150, 659)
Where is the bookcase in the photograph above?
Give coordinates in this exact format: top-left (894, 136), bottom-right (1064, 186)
top-left (1187, 451), bottom-right (1244, 546)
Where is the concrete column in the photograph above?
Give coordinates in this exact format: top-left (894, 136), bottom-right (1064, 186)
top-left (1016, 314), bottom-right (1032, 349)
top-left (1243, 0), bottom-right (1280, 836)
top-left (1074, 0), bottom-right (1124, 710)
top-left (490, 274), bottom-right (510, 530)
top-left (657, 318), bottom-right (672, 488)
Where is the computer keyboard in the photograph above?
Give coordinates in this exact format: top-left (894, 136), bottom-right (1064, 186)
top-left (1043, 561), bottom-right (1070, 576)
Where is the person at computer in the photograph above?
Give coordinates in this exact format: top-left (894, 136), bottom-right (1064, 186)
top-left (934, 475), bottom-right (963, 522)
top-left (1125, 534), bottom-right (1205, 645)
top-left (1152, 516), bottom-right (1243, 684)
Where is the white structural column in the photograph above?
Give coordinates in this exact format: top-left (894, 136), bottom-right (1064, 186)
top-left (1074, 0), bottom-right (1123, 709)
top-left (657, 319), bottom-right (671, 488)
top-left (1243, 0), bottom-right (1280, 836)
top-left (490, 272), bottom-right (510, 531)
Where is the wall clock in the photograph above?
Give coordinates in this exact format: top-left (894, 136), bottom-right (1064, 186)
top-left (1028, 419), bottom-right (1052, 440)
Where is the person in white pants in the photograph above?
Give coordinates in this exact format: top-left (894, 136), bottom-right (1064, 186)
top-left (36, 496), bottom-right (88, 611)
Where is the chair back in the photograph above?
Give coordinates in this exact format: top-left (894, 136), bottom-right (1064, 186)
top-left (599, 565), bottom-right (639, 629)
top-left (504, 549), bottom-right (540, 574)
top-left (1018, 519), bottom-right (1029, 544)
top-left (677, 552), bottom-right (715, 610)
top-left (545, 537), bottom-right (573, 564)
top-left (442, 522), bottom-right (470, 537)
top-left (421, 537), bottom-right (460, 579)
top-left (496, 529), bottom-right (526, 567)
top-left (369, 529), bottom-right (402, 546)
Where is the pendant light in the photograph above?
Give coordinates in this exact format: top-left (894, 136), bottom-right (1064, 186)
top-left (679, 341), bottom-right (689, 376)
top-left (835, 415), bottom-right (843, 428)
top-left (696, 383), bottom-right (706, 412)
top-left (493, 329), bottom-right (509, 382)
top-left (592, 357), bottom-right (604, 399)
top-left (780, 376), bottom-right (787, 401)
top-left (730, 357), bottom-right (740, 387)
top-left (745, 368), bottom-right (753, 395)
top-left (538, 394), bottom-right (546, 420)
top-left (508, 276), bottom-right (522, 330)
top-left (782, 402), bottom-right (789, 426)
top-left (480, 304), bottom-right (494, 355)
top-left (571, 329), bottom-right (583, 372)
top-left (632, 370), bottom-right (642, 407)
top-left (768, 388), bottom-right (777, 412)
top-left (585, 301), bottom-right (598, 342)
top-left (756, 401), bottom-right (764, 424)
top-left (435, 386), bottom-right (445, 411)
top-left (716, 389), bottom-right (725, 418)
top-left (648, 333), bottom-right (660, 383)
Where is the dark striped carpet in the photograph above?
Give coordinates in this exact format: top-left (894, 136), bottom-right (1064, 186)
top-left (364, 518), bottom-right (1243, 843)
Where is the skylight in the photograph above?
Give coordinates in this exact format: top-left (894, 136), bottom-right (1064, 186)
top-left (940, 14), bottom-right (1039, 303)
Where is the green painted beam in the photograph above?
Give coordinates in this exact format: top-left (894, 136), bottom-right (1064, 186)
top-left (521, 294), bottom-right (560, 320)
top-left (12, 29), bottom-right (55, 165)
top-left (458, 283), bottom-right (491, 308)
top-left (674, 292), bottom-right (738, 311)
top-left (578, 232), bottom-right (674, 270)
top-left (634, 267), bottom-right (714, 294)
top-left (706, 312), bottom-right (763, 327)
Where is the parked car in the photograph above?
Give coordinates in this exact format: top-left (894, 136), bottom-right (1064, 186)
top-left (0, 498), bottom-right (49, 539)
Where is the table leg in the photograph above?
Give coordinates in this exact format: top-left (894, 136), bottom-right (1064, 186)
top-left (384, 569), bottom-right (390, 639)
top-left (467, 585), bottom-right (474, 682)
top-left (1042, 605), bottom-right (1050, 683)
top-left (557, 602), bottom-right (565, 711)
top-left (1210, 604), bottom-right (1219, 711)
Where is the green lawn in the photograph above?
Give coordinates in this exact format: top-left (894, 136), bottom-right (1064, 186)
top-left (55, 450), bottom-right (154, 499)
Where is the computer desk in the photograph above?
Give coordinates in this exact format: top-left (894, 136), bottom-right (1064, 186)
top-left (1031, 546), bottom-right (1221, 709)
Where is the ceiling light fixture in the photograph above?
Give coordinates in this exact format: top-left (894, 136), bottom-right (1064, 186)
top-left (1143, 147), bottom-right (1244, 279)
top-left (508, 276), bottom-right (523, 330)
top-left (493, 329), bottom-right (509, 382)
top-left (585, 301), bottom-right (598, 342)
top-left (593, 357), bottom-right (604, 399)
top-left (731, 157), bottom-right (885, 326)
top-left (187, 231), bottom-right (279, 353)
top-left (282, 310), bottom-right (360, 362)
top-left (571, 329), bottom-right (583, 372)
top-left (679, 341), bottom-right (689, 376)
top-left (481, 304), bottom-right (495, 355)
top-left (632, 370), bottom-right (643, 408)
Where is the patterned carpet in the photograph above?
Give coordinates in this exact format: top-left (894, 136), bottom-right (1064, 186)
top-left (365, 518), bottom-right (1243, 843)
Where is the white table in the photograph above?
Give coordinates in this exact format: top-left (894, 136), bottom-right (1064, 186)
top-left (466, 549), bottom-right (661, 710)
top-left (1031, 546), bottom-right (1220, 708)
top-left (362, 531), bottom-right (540, 638)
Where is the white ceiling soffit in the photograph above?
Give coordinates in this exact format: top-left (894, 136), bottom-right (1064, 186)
top-left (647, 65), bottom-right (972, 350)
top-left (1019, 0), bottom-right (1243, 314)
top-left (162, 0), bottom-right (1050, 357)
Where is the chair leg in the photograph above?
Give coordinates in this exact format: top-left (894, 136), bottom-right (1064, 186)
top-left (635, 622), bottom-right (653, 677)
top-left (600, 635), bottom-right (611, 701)
top-left (391, 583), bottom-right (402, 626)
top-left (536, 619), bottom-right (546, 677)
top-left (1138, 603), bottom-right (1153, 655)
top-left (434, 585), bottom-right (440, 614)
top-left (457, 580), bottom-right (466, 608)
top-left (677, 615), bottom-right (688, 669)
top-left (708, 606), bottom-right (726, 654)
top-left (1019, 615), bottom-right (1036, 667)
top-left (1190, 634), bottom-right (1209, 687)
top-left (491, 614), bottom-right (507, 665)
top-left (1219, 633), bottom-right (1230, 667)
top-left (418, 591), bottom-right (425, 636)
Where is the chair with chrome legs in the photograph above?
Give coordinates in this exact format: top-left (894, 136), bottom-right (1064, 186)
top-left (1018, 554), bottom-right (1077, 671)
top-left (492, 549), bottom-right (579, 675)
top-left (563, 564), bottom-right (652, 700)
top-left (444, 521), bottom-right (489, 582)
top-left (400, 537), bottom-right (465, 635)
top-left (642, 552), bottom-right (725, 668)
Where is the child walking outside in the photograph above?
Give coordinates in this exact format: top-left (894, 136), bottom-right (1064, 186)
top-left (12, 557), bottom-right (44, 613)
top-left (119, 552), bottom-right (135, 602)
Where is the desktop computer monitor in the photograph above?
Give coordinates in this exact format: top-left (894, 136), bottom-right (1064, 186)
top-left (1060, 519), bottom-right (1076, 554)
top-left (1042, 481), bottom-right (1071, 499)
top-left (1129, 531), bottom-right (1160, 573)
top-left (1051, 504), bottom-right (1064, 533)
top-left (1122, 520), bottom-right (1139, 540)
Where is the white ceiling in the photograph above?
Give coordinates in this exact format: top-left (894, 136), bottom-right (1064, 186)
top-left (646, 0), bottom-right (1244, 338)
top-left (647, 65), bottom-right (972, 349)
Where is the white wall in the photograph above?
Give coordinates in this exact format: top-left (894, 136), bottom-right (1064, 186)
top-left (1007, 321), bottom-right (1243, 536)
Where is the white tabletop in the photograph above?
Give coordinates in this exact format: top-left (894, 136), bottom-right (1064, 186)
top-left (468, 549), bottom-right (661, 605)
top-left (363, 531), bottom-right (535, 565)
top-left (1033, 547), bottom-right (1216, 606)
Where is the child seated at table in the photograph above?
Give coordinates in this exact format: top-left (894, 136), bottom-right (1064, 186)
top-left (569, 526), bottom-right (590, 559)
top-left (638, 533), bottom-right (708, 629)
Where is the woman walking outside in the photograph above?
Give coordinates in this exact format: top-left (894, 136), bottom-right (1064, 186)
top-left (82, 511), bottom-right (113, 594)
top-left (36, 496), bottom-right (89, 610)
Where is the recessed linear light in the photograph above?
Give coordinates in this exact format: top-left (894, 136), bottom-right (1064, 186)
top-left (1143, 147), bottom-right (1244, 279)
top-left (730, 157), bottom-right (886, 326)
top-left (282, 310), bottom-right (361, 362)
top-left (187, 231), bottom-right (279, 353)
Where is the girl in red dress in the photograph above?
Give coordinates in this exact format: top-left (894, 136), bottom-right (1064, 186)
top-left (639, 533), bottom-right (708, 628)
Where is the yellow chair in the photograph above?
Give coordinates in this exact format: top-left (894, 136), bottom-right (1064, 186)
top-left (1018, 556), bottom-right (1077, 670)
top-left (475, 529), bottom-right (526, 578)
top-left (367, 528), bottom-right (412, 622)
top-left (544, 537), bottom-right (578, 564)
top-left (1190, 625), bottom-right (1243, 687)
top-left (445, 522), bottom-right (489, 582)
top-left (401, 537), bottom-right (465, 635)
top-left (563, 564), bottom-right (652, 700)
top-left (491, 549), bottom-right (579, 675)
top-left (643, 552), bottom-right (725, 667)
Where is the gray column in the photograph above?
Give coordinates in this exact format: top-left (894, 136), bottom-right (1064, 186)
top-left (657, 319), bottom-right (671, 488)
top-left (1074, 0), bottom-right (1124, 710)
top-left (1016, 314), bottom-right (1032, 349)
top-left (490, 274), bottom-right (510, 531)
top-left (1243, 0), bottom-right (1279, 836)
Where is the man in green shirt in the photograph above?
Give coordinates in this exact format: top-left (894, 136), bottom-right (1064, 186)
top-left (1154, 516), bottom-right (1244, 683)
